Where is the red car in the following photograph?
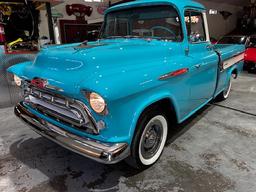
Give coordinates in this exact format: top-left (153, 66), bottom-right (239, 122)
top-left (217, 35), bottom-right (256, 72)
top-left (245, 36), bottom-right (256, 72)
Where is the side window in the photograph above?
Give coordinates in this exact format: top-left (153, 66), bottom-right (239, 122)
top-left (185, 10), bottom-right (206, 43)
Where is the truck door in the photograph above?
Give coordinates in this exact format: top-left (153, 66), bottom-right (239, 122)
top-left (184, 9), bottom-right (219, 108)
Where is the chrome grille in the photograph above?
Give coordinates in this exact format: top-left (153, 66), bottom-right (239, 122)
top-left (23, 87), bottom-right (99, 134)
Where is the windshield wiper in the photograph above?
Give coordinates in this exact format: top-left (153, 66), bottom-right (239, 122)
top-left (123, 35), bottom-right (142, 38)
top-left (101, 35), bottom-right (143, 39)
top-left (150, 36), bottom-right (175, 41)
top-left (102, 36), bottom-right (126, 39)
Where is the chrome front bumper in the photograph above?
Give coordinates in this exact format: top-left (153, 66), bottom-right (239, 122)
top-left (14, 102), bottom-right (130, 164)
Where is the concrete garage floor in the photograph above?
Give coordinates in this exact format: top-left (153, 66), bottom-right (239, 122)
top-left (1, 72), bottom-right (256, 192)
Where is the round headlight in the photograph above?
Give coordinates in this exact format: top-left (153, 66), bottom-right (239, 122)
top-left (89, 92), bottom-right (106, 114)
top-left (14, 75), bottom-right (22, 87)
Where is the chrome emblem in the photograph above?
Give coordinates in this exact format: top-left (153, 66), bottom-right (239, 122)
top-left (31, 78), bottom-right (48, 89)
top-left (31, 78), bottom-right (64, 92)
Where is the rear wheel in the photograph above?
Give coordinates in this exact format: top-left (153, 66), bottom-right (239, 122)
top-left (215, 77), bottom-right (232, 101)
top-left (126, 110), bottom-right (168, 169)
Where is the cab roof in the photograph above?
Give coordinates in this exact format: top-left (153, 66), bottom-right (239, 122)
top-left (106, 0), bottom-right (205, 14)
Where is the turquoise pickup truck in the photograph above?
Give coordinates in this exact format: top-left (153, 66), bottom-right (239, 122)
top-left (8, 0), bottom-right (244, 169)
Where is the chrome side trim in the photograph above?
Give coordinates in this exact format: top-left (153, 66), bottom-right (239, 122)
top-left (222, 52), bottom-right (245, 70)
top-left (15, 102), bottom-right (130, 164)
top-left (159, 68), bottom-right (189, 80)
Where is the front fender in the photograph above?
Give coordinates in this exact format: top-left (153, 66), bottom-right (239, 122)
top-left (101, 86), bottom-right (182, 145)
top-left (7, 61), bottom-right (32, 78)
top-left (129, 91), bottom-right (179, 136)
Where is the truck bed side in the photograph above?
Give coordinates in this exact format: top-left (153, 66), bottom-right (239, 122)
top-left (214, 44), bottom-right (245, 96)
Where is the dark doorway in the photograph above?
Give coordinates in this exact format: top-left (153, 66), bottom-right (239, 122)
top-left (59, 20), bottom-right (101, 43)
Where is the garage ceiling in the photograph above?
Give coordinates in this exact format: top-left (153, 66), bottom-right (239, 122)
top-left (203, 0), bottom-right (250, 6)
top-left (108, 0), bottom-right (251, 7)
top-left (0, 0), bottom-right (64, 10)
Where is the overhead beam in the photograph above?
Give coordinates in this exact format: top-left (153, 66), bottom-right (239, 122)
top-left (46, 2), bottom-right (55, 44)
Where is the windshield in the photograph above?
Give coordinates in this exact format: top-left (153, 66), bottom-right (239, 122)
top-left (217, 36), bottom-right (247, 45)
top-left (101, 5), bottom-right (183, 41)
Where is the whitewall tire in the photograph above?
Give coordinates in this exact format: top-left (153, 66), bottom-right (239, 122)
top-left (216, 77), bottom-right (232, 102)
top-left (223, 78), bottom-right (232, 99)
top-left (126, 109), bottom-right (169, 169)
top-left (138, 115), bottom-right (168, 165)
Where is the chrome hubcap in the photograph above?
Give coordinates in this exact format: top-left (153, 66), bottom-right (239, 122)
top-left (141, 120), bottom-right (163, 160)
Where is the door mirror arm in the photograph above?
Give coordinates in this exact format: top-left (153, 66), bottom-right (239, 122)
top-left (185, 46), bottom-right (189, 56)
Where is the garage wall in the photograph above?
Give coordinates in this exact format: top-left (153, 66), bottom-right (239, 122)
top-left (196, 0), bottom-right (243, 39)
top-left (39, 1), bottom-right (105, 42)
top-left (39, 0), bottom-right (243, 42)
top-left (39, 10), bottom-right (50, 39)
top-left (107, 0), bottom-right (243, 39)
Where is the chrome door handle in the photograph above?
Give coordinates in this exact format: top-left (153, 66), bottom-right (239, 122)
top-left (206, 45), bottom-right (214, 50)
top-left (195, 64), bottom-right (201, 69)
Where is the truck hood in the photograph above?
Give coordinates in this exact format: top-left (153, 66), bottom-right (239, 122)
top-left (10, 39), bottom-right (183, 100)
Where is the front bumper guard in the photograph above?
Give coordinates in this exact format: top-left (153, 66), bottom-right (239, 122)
top-left (15, 102), bottom-right (130, 164)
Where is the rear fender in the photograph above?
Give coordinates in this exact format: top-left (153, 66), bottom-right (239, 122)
top-left (227, 61), bottom-right (243, 79)
top-left (223, 61), bottom-right (242, 90)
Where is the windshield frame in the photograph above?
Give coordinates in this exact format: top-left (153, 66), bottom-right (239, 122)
top-left (100, 4), bottom-right (184, 42)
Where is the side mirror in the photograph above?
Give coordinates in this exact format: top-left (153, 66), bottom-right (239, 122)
top-left (246, 42), bottom-right (252, 48)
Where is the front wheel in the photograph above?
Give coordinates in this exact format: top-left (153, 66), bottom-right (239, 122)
top-left (126, 110), bottom-right (168, 169)
top-left (215, 77), bottom-right (232, 101)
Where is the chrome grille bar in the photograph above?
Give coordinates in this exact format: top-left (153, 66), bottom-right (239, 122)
top-left (23, 86), bottom-right (99, 134)
top-left (26, 96), bottom-right (85, 126)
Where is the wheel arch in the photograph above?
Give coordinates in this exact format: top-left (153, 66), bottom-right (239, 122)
top-left (129, 94), bottom-right (179, 142)
top-left (228, 62), bottom-right (242, 80)
top-left (231, 67), bottom-right (238, 79)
